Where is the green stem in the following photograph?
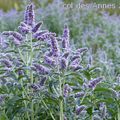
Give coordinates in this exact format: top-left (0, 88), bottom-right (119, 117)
top-left (59, 77), bottom-right (64, 120)
top-left (41, 99), bottom-right (56, 120)
top-left (118, 105), bottom-right (120, 120)
top-left (30, 33), bottom-right (34, 120)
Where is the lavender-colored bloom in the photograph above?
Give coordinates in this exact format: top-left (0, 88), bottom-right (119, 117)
top-left (10, 36), bottom-right (21, 45)
top-left (32, 21), bottom-right (43, 33)
top-left (88, 77), bottom-right (103, 89)
top-left (33, 30), bottom-right (49, 39)
top-left (18, 69), bottom-right (24, 76)
top-left (18, 26), bottom-right (30, 34)
top-left (0, 94), bottom-right (7, 103)
top-left (39, 77), bottom-right (47, 86)
top-left (71, 55), bottom-right (80, 61)
top-left (33, 64), bottom-right (50, 74)
top-left (60, 58), bottom-right (67, 70)
top-left (76, 105), bottom-right (86, 115)
top-left (75, 92), bottom-right (84, 98)
top-left (31, 84), bottom-right (39, 91)
top-left (73, 65), bottom-right (83, 71)
top-left (24, 5), bottom-right (30, 24)
top-left (63, 84), bottom-right (72, 97)
top-left (44, 55), bottom-right (55, 66)
top-left (62, 25), bottom-right (70, 49)
top-left (2, 31), bottom-right (12, 36)
top-left (50, 36), bottom-right (60, 57)
top-left (10, 32), bottom-right (23, 41)
top-left (70, 58), bottom-right (81, 71)
top-left (99, 103), bottom-right (107, 119)
top-left (1, 59), bottom-right (12, 68)
top-left (28, 4), bottom-right (35, 26)
top-left (75, 47), bottom-right (88, 55)
top-left (37, 32), bottom-right (56, 41)
top-left (62, 52), bottom-right (69, 58)
top-left (45, 51), bottom-right (53, 57)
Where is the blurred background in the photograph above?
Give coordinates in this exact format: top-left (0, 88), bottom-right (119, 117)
top-left (0, 0), bottom-right (119, 13)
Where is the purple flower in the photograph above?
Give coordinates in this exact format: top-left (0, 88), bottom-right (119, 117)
top-left (75, 47), bottom-right (88, 55)
top-left (33, 30), bottom-right (49, 39)
top-left (27, 3), bottom-right (35, 27)
top-left (32, 21), bottom-right (43, 33)
top-left (2, 31), bottom-right (12, 36)
top-left (60, 58), bottom-right (67, 70)
top-left (39, 77), bottom-right (47, 86)
top-left (75, 92), bottom-right (84, 98)
top-left (33, 64), bottom-right (50, 74)
top-left (62, 52), bottom-right (69, 59)
top-left (70, 58), bottom-right (81, 71)
top-left (76, 105), bottom-right (86, 115)
top-left (30, 84), bottom-right (40, 91)
top-left (18, 26), bottom-right (30, 34)
top-left (44, 55), bottom-right (55, 66)
top-left (24, 5), bottom-right (30, 24)
top-left (10, 36), bottom-right (21, 45)
top-left (0, 94), bottom-right (7, 103)
top-left (71, 55), bottom-right (80, 61)
top-left (50, 36), bottom-right (60, 57)
top-left (62, 25), bottom-right (70, 49)
top-left (37, 32), bottom-right (56, 41)
top-left (99, 103), bottom-right (107, 119)
top-left (88, 77), bottom-right (103, 90)
top-left (10, 32), bottom-right (23, 41)
top-left (1, 59), bottom-right (12, 68)
top-left (63, 84), bottom-right (72, 97)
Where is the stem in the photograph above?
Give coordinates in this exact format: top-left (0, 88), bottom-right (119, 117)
top-left (59, 76), bottom-right (64, 120)
top-left (41, 99), bottom-right (56, 120)
top-left (29, 33), bottom-right (34, 120)
top-left (118, 105), bottom-right (120, 120)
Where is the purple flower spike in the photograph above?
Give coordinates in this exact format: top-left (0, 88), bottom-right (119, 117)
top-left (10, 32), bottom-right (23, 41)
top-left (62, 52), bottom-right (69, 59)
top-left (2, 31), bottom-right (12, 36)
top-left (32, 21), bottom-right (43, 33)
top-left (44, 55), bottom-right (55, 66)
top-left (63, 84), bottom-right (72, 97)
top-left (75, 92), bottom-right (84, 98)
top-left (39, 77), bottom-right (47, 86)
top-left (62, 25), bottom-right (70, 49)
top-left (27, 3), bottom-right (35, 27)
top-left (88, 77), bottom-right (103, 90)
top-left (70, 58), bottom-right (80, 70)
top-left (33, 30), bottom-right (48, 39)
top-left (33, 64), bottom-right (50, 74)
top-left (18, 26), bottom-right (30, 34)
top-left (76, 47), bottom-right (88, 55)
top-left (76, 105), bottom-right (86, 115)
top-left (60, 58), bottom-right (67, 70)
top-left (50, 36), bottom-right (60, 57)
top-left (12, 37), bottom-right (21, 45)
top-left (24, 5), bottom-right (30, 24)
top-left (1, 59), bottom-right (12, 68)
top-left (31, 84), bottom-right (39, 91)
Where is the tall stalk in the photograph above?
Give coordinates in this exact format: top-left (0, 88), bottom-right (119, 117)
top-left (29, 33), bottom-right (34, 120)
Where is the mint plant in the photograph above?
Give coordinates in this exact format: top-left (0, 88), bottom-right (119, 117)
top-left (0, 3), bottom-right (119, 120)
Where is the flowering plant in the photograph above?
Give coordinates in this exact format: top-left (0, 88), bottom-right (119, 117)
top-left (0, 3), bottom-right (119, 120)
